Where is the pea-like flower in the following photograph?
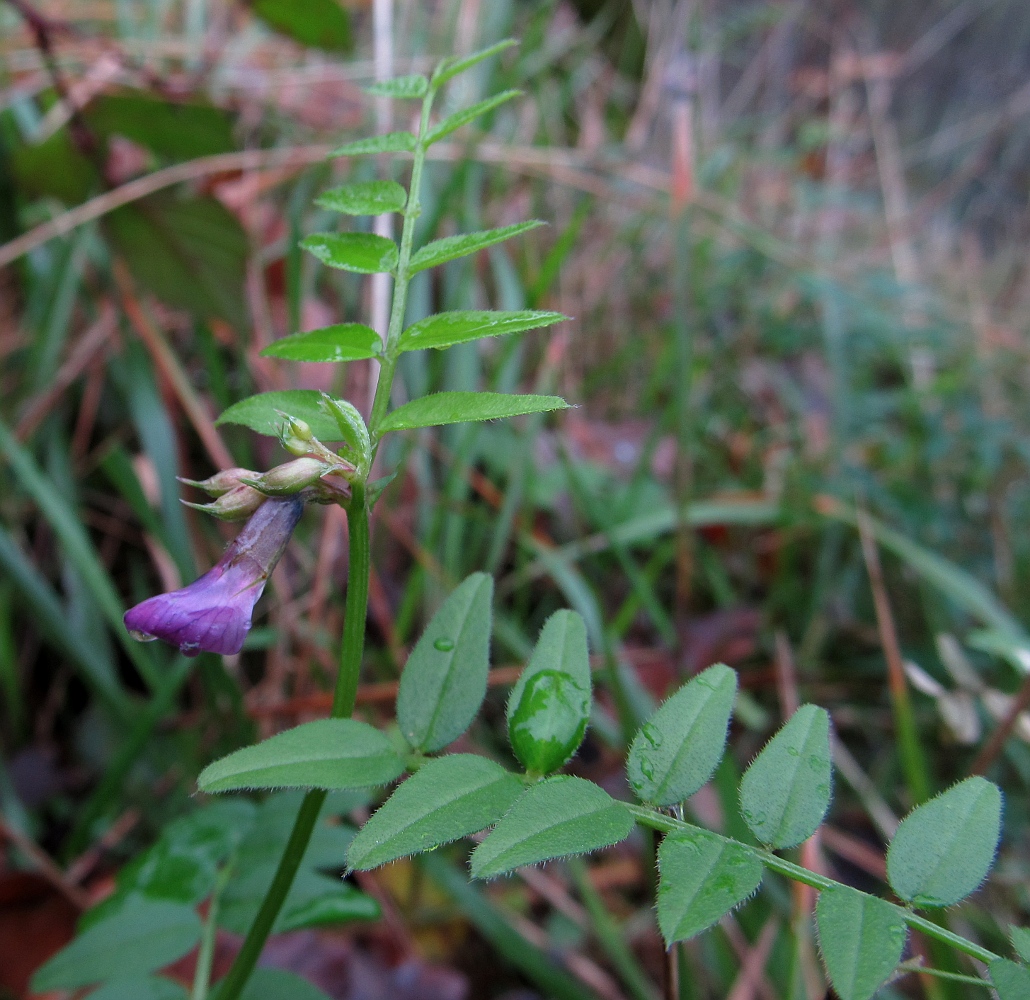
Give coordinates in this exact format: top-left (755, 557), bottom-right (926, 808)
top-left (123, 498), bottom-right (303, 657)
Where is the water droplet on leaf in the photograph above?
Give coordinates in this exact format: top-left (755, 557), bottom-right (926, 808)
top-left (434, 637), bottom-right (455, 652)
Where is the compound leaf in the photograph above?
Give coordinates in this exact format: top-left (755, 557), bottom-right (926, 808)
top-left (31, 898), bottom-right (201, 991)
top-left (398, 310), bottom-right (564, 353)
top-left (739, 704), bottom-right (832, 849)
top-left (409, 221), bottom-right (543, 273)
top-left (347, 754), bottom-right (523, 870)
top-left (261, 324), bottom-right (382, 363)
top-left (886, 776), bottom-right (1002, 908)
top-left (656, 829), bottom-right (763, 944)
top-left (397, 573), bottom-right (493, 753)
top-left (197, 719), bottom-right (405, 793)
top-left (301, 232), bottom-right (398, 274)
top-left (626, 663), bottom-right (737, 806)
top-left (316, 180), bottom-right (408, 216)
top-left (470, 776), bottom-right (633, 879)
top-left (816, 887), bottom-right (908, 1000)
top-left (380, 392), bottom-right (568, 433)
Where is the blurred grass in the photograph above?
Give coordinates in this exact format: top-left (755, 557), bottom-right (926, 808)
top-left (2, 0), bottom-right (1030, 997)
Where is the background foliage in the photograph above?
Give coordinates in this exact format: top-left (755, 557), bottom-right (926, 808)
top-left (2, 0), bottom-right (1030, 998)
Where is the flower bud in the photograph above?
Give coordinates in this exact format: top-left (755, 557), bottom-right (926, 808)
top-left (241, 457), bottom-right (332, 496)
top-left (177, 468), bottom-right (260, 497)
top-left (277, 413), bottom-right (315, 456)
top-left (182, 484), bottom-right (265, 521)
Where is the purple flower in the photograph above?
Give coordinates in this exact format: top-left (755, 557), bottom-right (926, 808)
top-left (124, 498), bottom-right (304, 657)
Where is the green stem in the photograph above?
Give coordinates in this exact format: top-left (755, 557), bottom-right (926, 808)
top-left (214, 78), bottom-right (438, 1000)
top-left (192, 859), bottom-right (235, 1000)
top-left (896, 963), bottom-right (992, 988)
top-left (625, 805), bottom-right (1000, 967)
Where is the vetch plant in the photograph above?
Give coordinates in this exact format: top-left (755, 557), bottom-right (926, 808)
top-left (31, 43), bottom-right (1030, 1000)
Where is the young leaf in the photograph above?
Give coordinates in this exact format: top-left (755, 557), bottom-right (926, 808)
top-left (886, 776), bottom-right (1002, 908)
top-left (815, 887), bottom-right (908, 1000)
top-left (425, 90), bottom-right (521, 145)
top-left (379, 392), bottom-right (568, 433)
top-left (433, 39), bottom-right (517, 87)
top-left (396, 573), bottom-right (493, 753)
top-left (260, 324), bottom-right (382, 363)
top-left (236, 968), bottom-right (335, 1000)
top-left (315, 180), bottom-right (408, 216)
top-left (656, 829), bottom-right (763, 944)
top-left (347, 754), bottom-right (523, 870)
top-left (363, 74), bottom-right (428, 99)
top-left (991, 959), bottom-right (1030, 1000)
top-left (409, 220), bottom-right (544, 273)
top-left (251, 0), bottom-right (351, 51)
top-left (218, 390), bottom-right (344, 441)
top-left (332, 131), bottom-right (417, 156)
top-left (506, 610), bottom-right (591, 775)
top-left (739, 704), bottom-right (832, 849)
top-left (320, 394), bottom-right (371, 468)
top-left (398, 309), bottom-right (565, 353)
top-left (470, 776), bottom-right (634, 879)
top-left (301, 233), bottom-right (398, 274)
top-left (197, 719), bottom-right (405, 793)
top-left (1011, 925), bottom-right (1030, 963)
top-left (31, 898), bottom-right (202, 991)
top-left (87, 977), bottom-right (188, 1000)
top-left (626, 663), bottom-right (737, 806)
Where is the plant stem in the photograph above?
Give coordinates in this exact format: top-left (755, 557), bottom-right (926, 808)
top-left (625, 805), bottom-right (1000, 968)
top-left (192, 859), bottom-right (234, 1000)
top-left (215, 79), bottom-right (438, 1000)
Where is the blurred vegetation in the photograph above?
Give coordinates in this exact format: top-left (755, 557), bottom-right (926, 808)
top-left (1, 0), bottom-right (1030, 997)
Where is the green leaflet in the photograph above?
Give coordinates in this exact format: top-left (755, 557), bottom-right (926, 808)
top-left (363, 75), bottom-right (428, 99)
top-left (815, 887), bottom-right (908, 1000)
top-left (31, 897), bottom-right (202, 991)
top-left (260, 324), bottom-right (382, 363)
top-left (656, 829), bottom-right (763, 944)
top-left (88, 978), bottom-right (188, 1000)
top-left (301, 232), bottom-right (398, 274)
top-left (990, 959), bottom-right (1030, 1000)
top-left (425, 90), bottom-right (521, 145)
top-left (470, 776), bottom-right (634, 879)
top-left (432, 39), bottom-right (517, 87)
top-left (234, 968), bottom-right (335, 1000)
top-left (739, 704), bottom-right (832, 849)
top-left (626, 664), bottom-right (737, 806)
top-left (396, 573), bottom-right (493, 753)
top-left (251, 0), bottom-right (351, 51)
top-left (398, 310), bottom-right (565, 353)
top-left (1011, 925), bottom-right (1030, 963)
top-left (217, 390), bottom-right (345, 441)
top-left (347, 754), bottom-right (523, 870)
top-left (379, 392), bottom-right (568, 433)
top-left (886, 776), bottom-right (1002, 908)
top-left (506, 610), bottom-right (591, 775)
top-left (409, 221), bottom-right (544, 273)
top-left (197, 719), bottom-right (405, 792)
top-left (315, 180), bottom-right (408, 216)
top-left (332, 132), bottom-right (417, 156)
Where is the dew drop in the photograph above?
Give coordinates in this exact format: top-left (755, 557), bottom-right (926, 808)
top-left (128, 629), bottom-right (158, 643)
top-left (786, 746), bottom-right (800, 757)
top-left (639, 757), bottom-right (656, 781)
top-left (642, 723), bottom-right (663, 748)
top-left (434, 637), bottom-right (455, 652)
